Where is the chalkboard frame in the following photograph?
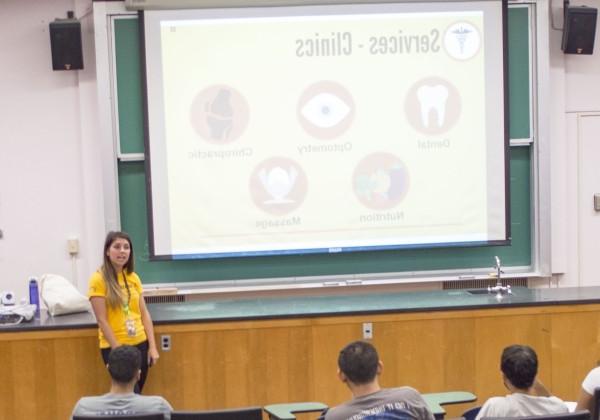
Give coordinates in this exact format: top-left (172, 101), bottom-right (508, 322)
top-left (109, 3), bottom-right (536, 285)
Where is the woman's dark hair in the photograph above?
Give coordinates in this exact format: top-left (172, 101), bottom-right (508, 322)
top-left (101, 231), bottom-right (135, 309)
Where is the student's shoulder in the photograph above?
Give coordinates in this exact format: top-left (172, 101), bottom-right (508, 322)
top-left (585, 366), bottom-right (600, 380)
top-left (483, 396), bottom-right (509, 405)
top-left (323, 402), bottom-right (353, 420)
top-left (137, 394), bottom-right (164, 400)
top-left (72, 395), bottom-right (106, 411)
top-left (74, 396), bottom-right (95, 406)
top-left (389, 386), bottom-right (426, 399)
top-left (544, 395), bottom-right (570, 411)
top-left (477, 396), bottom-right (511, 419)
top-left (140, 394), bottom-right (173, 409)
top-left (582, 366), bottom-right (600, 393)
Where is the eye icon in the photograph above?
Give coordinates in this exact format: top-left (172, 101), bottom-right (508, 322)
top-left (301, 93), bottom-right (351, 129)
top-left (297, 81), bottom-right (355, 140)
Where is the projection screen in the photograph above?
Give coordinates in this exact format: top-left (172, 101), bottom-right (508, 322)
top-left (141, 0), bottom-right (509, 259)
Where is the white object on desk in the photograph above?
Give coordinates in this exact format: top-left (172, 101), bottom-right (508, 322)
top-left (1, 290), bottom-right (16, 305)
top-left (0, 303), bottom-right (37, 324)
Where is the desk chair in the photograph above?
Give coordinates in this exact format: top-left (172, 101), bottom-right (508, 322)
top-left (593, 388), bottom-right (600, 420)
top-left (73, 414), bottom-right (166, 420)
top-left (481, 410), bottom-right (591, 420)
top-left (462, 406), bottom-right (482, 420)
top-left (171, 407), bottom-right (262, 420)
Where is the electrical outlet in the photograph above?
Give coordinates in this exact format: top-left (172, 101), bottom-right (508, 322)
top-left (363, 322), bottom-right (373, 340)
top-left (67, 238), bottom-right (79, 255)
top-left (161, 334), bottom-right (171, 351)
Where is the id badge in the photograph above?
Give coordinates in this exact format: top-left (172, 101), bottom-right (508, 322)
top-left (125, 318), bottom-right (136, 337)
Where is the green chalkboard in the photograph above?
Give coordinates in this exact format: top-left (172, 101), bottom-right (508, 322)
top-left (507, 6), bottom-right (531, 139)
top-left (114, 5), bottom-right (533, 284)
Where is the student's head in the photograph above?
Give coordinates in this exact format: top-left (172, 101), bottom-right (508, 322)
top-left (338, 341), bottom-right (380, 385)
top-left (500, 344), bottom-right (538, 390)
top-left (108, 345), bottom-right (141, 384)
top-left (103, 231), bottom-right (135, 273)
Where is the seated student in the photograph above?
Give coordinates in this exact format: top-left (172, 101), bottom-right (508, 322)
top-left (72, 345), bottom-right (172, 419)
top-left (324, 340), bottom-right (435, 420)
top-left (476, 344), bottom-right (568, 420)
top-left (575, 364), bottom-right (600, 412)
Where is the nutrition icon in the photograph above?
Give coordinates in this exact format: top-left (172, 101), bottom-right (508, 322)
top-left (353, 153), bottom-right (410, 210)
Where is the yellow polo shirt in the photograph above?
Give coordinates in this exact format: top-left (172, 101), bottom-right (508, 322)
top-left (88, 270), bottom-right (147, 348)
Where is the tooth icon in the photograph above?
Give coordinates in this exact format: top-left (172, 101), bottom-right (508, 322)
top-left (416, 85), bottom-right (449, 128)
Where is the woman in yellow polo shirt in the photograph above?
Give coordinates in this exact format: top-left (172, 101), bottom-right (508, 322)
top-left (88, 231), bottom-right (159, 393)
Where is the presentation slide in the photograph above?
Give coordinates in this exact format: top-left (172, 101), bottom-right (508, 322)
top-left (142, 1), bottom-right (508, 259)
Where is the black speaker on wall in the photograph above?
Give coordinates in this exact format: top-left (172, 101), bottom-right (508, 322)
top-left (562, 5), bottom-right (598, 54)
top-left (49, 11), bottom-right (83, 70)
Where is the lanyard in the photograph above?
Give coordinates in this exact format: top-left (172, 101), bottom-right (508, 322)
top-left (121, 274), bottom-right (132, 316)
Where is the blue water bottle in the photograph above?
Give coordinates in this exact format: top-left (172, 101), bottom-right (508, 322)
top-left (29, 277), bottom-right (40, 317)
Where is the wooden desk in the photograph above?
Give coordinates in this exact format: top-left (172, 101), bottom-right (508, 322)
top-left (423, 391), bottom-right (478, 419)
top-left (3, 287), bottom-right (600, 420)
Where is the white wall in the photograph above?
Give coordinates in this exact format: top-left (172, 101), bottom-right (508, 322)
top-left (1, 0), bottom-right (599, 299)
top-left (551, 0), bottom-right (600, 287)
top-left (0, 0), bottom-right (105, 301)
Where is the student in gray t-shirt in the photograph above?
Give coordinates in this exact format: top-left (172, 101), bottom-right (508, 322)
top-left (324, 341), bottom-right (435, 420)
top-left (72, 345), bottom-right (172, 419)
